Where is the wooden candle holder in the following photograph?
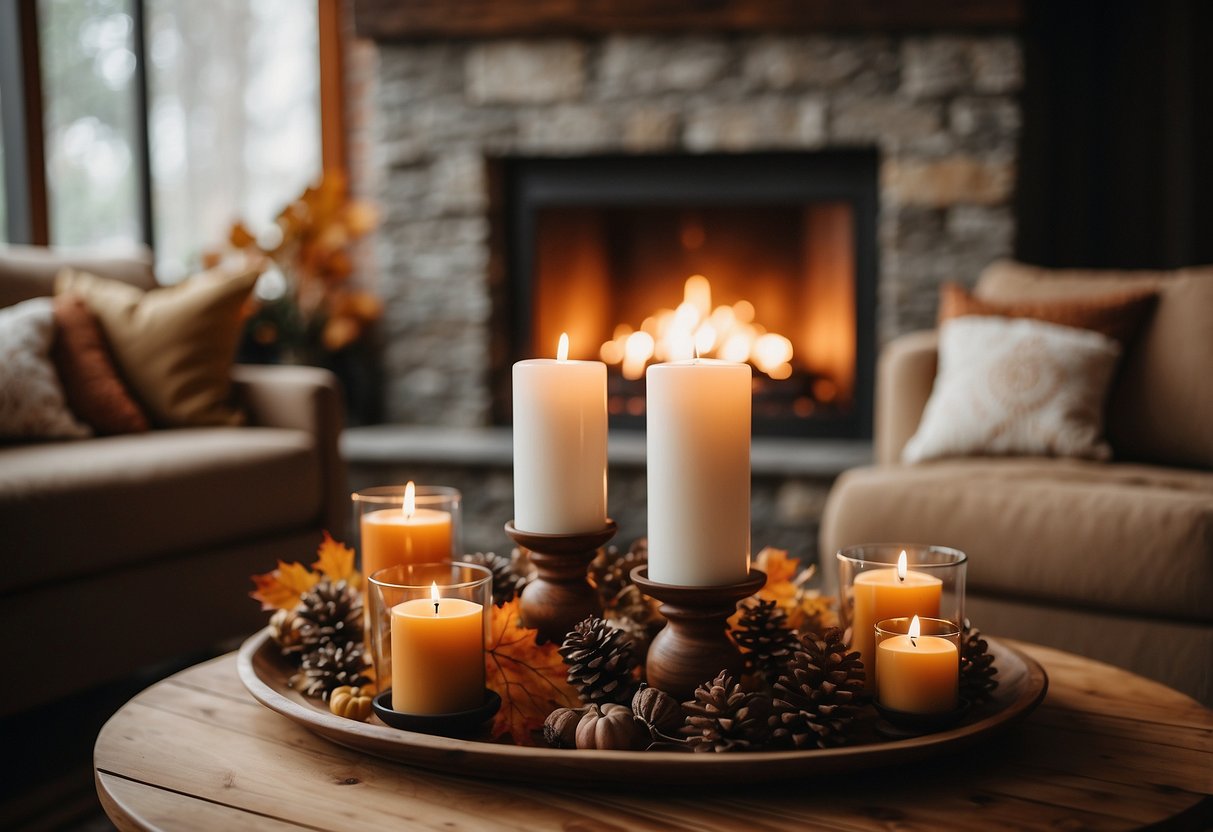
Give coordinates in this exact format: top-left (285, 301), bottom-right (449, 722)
top-left (630, 566), bottom-right (767, 701)
top-left (505, 519), bottom-right (617, 644)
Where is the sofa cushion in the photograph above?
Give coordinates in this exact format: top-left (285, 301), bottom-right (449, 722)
top-left (976, 260), bottom-right (1213, 469)
top-left (902, 317), bottom-right (1122, 463)
top-left (56, 267), bottom-right (258, 428)
top-left (821, 458), bottom-right (1213, 623)
top-left (938, 281), bottom-right (1157, 344)
top-left (0, 244), bottom-right (156, 309)
top-left (0, 427), bottom-right (322, 594)
top-left (51, 293), bottom-right (151, 435)
top-left (0, 297), bottom-right (91, 439)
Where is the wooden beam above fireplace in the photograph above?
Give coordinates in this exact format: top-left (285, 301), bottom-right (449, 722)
top-left (353, 0), bottom-right (1024, 41)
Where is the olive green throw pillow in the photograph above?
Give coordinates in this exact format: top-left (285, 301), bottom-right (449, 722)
top-left (55, 267), bottom-right (258, 427)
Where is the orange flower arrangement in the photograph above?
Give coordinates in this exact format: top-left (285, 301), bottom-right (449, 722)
top-left (221, 171), bottom-right (381, 362)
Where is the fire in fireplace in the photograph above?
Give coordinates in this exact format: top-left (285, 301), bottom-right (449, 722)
top-left (492, 152), bottom-right (877, 437)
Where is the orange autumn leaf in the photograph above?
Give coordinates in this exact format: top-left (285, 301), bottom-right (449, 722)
top-left (756, 546), bottom-right (800, 588)
top-left (312, 531), bottom-right (360, 589)
top-left (485, 599), bottom-right (579, 745)
top-left (730, 547), bottom-right (807, 629)
top-left (250, 560), bottom-right (321, 611)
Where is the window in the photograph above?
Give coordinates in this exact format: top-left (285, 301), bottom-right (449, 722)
top-left (0, 84), bottom-right (7, 243)
top-left (146, 0), bottom-right (320, 281)
top-left (1, 0), bottom-right (332, 274)
top-left (39, 0), bottom-right (142, 248)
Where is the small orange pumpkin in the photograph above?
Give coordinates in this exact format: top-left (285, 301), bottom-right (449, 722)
top-left (329, 685), bottom-right (372, 721)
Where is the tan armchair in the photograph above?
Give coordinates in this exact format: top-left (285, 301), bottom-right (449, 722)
top-left (821, 261), bottom-right (1213, 706)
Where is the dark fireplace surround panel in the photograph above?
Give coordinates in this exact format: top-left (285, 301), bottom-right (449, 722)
top-left (354, 15), bottom-right (1022, 429)
top-left (492, 152), bottom-right (878, 438)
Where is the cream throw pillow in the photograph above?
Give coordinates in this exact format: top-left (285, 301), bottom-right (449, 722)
top-left (55, 267), bottom-right (258, 427)
top-left (903, 316), bottom-right (1121, 463)
top-left (0, 297), bottom-right (91, 439)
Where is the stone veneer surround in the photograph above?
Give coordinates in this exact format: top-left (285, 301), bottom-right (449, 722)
top-left (368, 33), bottom-right (1022, 426)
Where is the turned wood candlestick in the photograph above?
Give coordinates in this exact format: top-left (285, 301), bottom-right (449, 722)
top-left (505, 519), bottom-right (617, 644)
top-left (631, 566), bottom-right (767, 702)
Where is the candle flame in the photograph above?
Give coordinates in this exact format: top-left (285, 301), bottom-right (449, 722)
top-left (557, 332), bottom-right (569, 361)
top-left (909, 614), bottom-right (921, 645)
top-left (897, 550), bottom-right (907, 582)
top-left (403, 481), bottom-right (416, 518)
top-left (430, 581), bottom-right (440, 615)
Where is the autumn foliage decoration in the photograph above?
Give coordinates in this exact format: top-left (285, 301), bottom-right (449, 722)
top-left (222, 171), bottom-right (381, 362)
top-left (250, 532), bottom-right (361, 611)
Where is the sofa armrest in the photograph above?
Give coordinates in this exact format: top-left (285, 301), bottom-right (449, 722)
top-left (875, 330), bottom-right (938, 465)
top-left (231, 364), bottom-right (347, 537)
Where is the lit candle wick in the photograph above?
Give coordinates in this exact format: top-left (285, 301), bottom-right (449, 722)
top-left (909, 614), bottom-right (920, 648)
top-left (897, 549), bottom-right (908, 583)
top-left (430, 581), bottom-right (440, 616)
top-left (557, 332), bottom-right (569, 362)
top-left (404, 480), bottom-right (416, 520)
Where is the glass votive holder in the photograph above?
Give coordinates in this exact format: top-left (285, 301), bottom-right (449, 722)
top-left (352, 484), bottom-right (462, 579)
top-left (874, 616), bottom-right (961, 716)
top-left (835, 543), bottom-right (966, 687)
top-left (367, 562), bottom-right (492, 715)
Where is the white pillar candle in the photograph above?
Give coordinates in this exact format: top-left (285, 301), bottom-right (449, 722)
top-left (646, 358), bottom-right (751, 586)
top-left (513, 333), bottom-right (608, 534)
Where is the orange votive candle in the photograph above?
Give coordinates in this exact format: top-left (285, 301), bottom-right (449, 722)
top-left (390, 591), bottom-right (485, 714)
top-left (360, 482), bottom-right (453, 579)
top-left (851, 551), bottom-right (942, 687)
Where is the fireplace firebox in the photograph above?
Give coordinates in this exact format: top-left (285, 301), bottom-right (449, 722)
top-left (491, 152), bottom-right (877, 438)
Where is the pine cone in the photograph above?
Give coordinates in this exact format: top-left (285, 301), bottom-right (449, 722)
top-left (590, 539), bottom-right (648, 607)
top-left (558, 616), bottom-right (639, 705)
top-left (296, 579), bottom-right (363, 652)
top-left (961, 621), bottom-right (998, 702)
top-left (269, 607), bottom-right (306, 661)
top-left (290, 640), bottom-right (371, 700)
top-left (769, 627), bottom-right (864, 749)
top-left (735, 598), bottom-right (800, 687)
top-left (681, 671), bottom-right (771, 752)
top-left (463, 551), bottom-right (530, 607)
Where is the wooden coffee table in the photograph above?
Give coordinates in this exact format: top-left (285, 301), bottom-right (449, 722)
top-left (95, 640), bottom-right (1212, 831)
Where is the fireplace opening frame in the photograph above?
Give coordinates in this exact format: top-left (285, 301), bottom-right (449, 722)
top-left (491, 150), bottom-right (879, 439)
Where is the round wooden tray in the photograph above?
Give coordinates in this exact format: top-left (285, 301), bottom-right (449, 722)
top-left (237, 629), bottom-right (1047, 786)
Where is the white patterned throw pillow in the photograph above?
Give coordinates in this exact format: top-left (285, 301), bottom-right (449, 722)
top-left (0, 297), bottom-right (91, 439)
top-left (903, 316), bottom-right (1121, 463)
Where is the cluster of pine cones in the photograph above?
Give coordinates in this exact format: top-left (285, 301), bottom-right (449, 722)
top-left (548, 603), bottom-right (998, 752)
top-left (270, 579), bottom-right (371, 700)
top-left (549, 614), bottom-right (864, 752)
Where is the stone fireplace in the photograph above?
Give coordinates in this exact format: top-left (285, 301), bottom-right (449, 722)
top-left (358, 28), bottom-right (1022, 429)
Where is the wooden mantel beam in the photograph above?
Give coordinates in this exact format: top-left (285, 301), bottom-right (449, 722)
top-left (354, 0), bottom-right (1023, 41)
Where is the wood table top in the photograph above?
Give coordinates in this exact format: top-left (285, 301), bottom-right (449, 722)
top-left (95, 640), bottom-right (1213, 831)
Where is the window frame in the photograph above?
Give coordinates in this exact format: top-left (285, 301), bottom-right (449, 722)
top-left (0, 0), bottom-right (344, 249)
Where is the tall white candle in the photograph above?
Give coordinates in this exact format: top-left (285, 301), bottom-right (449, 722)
top-left (513, 333), bottom-right (608, 534)
top-left (646, 358), bottom-right (751, 586)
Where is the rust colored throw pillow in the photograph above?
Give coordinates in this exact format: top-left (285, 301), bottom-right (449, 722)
top-left (50, 293), bottom-right (150, 435)
top-left (937, 282), bottom-right (1157, 344)
top-left (54, 266), bottom-right (258, 427)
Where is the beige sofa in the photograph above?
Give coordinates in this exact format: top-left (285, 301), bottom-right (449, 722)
top-left (0, 246), bottom-right (347, 716)
top-left (821, 261), bottom-right (1213, 705)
